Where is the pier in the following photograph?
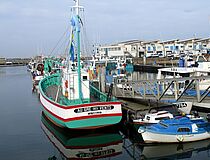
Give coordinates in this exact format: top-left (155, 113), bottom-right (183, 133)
top-left (112, 75), bottom-right (210, 112)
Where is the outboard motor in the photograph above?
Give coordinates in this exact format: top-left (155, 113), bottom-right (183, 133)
top-left (207, 113), bottom-right (210, 122)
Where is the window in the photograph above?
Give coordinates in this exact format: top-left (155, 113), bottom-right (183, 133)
top-left (155, 117), bottom-right (170, 121)
top-left (177, 128), bottom-right (190, 132)
top-left (83, 76), bottom-right (88, 81)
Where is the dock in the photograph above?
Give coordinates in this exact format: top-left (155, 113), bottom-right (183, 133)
top-left (110, 75), bottom-right (210, 115)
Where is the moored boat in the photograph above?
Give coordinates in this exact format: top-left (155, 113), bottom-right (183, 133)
top-left (131, 102), bottom-right (193, 125)
top-left (133, 110), bottom-right (173, 125)
top-left (39, 0), bottom-right (122, 129)
top-left (32, 62), bottom-right (44, 92)
top-left (138, 116), bottom-right (210, 143)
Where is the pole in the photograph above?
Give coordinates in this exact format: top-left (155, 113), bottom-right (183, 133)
top-left (74, 0), bottom-right (83, 103)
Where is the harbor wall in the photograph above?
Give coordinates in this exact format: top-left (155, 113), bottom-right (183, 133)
top-left (0, 58), bottom-right (30, 67)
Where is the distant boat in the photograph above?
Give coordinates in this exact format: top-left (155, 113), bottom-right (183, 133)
top-left (39, 0), bottom-right (122, 129)
top-left (41, 113), bottom-right (123, 159)
top-left (138, 117), bottom-right (210, 143)
top-left (31, 63), bottom-right (44, 92)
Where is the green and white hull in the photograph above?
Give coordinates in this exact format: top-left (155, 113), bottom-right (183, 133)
top-left (39, 74), bottom-right (122, 129)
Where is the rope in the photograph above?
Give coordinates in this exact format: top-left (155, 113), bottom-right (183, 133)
top-left (49, 26), bottom-right (70, 56)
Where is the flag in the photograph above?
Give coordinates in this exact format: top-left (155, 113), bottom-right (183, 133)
top-left (70, 41), bottom-right (74, 62)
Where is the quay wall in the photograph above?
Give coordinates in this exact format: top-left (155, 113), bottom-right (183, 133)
top-left (0, 58), bottom-right (30, 67)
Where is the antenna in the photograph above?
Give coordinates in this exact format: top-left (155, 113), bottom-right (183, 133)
top-left (72, 0), bottom-right (84, 16)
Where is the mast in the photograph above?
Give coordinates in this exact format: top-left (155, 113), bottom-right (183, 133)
top-left (72, 0), bottom-right (83, 103)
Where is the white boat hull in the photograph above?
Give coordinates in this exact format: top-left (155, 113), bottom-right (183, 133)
top-left (140, 131), bottom-right (210, 143)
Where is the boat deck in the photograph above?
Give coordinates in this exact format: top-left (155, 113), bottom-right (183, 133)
top-left (45, 85), bottom-right (63, 103)
top-left (45, 84), bottom-right (104, 105)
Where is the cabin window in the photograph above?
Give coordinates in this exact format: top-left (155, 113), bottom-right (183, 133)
top-left (146, 116), bottom-right (150, 121)
top-left (83, 76), bottom-right (88, 81)
top-left (155, 117), bottom-right (170, 121)
top-left (177, 128), bottom-right (190, 132)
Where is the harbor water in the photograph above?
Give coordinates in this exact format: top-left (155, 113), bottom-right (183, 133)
top-left (0, 66), bottom-right (210, 160)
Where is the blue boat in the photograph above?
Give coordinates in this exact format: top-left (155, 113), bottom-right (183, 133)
top-left (138, 116), bottom-right (210, 143)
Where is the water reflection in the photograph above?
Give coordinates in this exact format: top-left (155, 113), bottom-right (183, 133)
top-left (41, 113), bottom-right (123, 159)
top-left (140, 140), bottom-right (210, 159)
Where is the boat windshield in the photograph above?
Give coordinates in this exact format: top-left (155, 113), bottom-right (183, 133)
top-left (155, 117), bottom-right (170, 121)
top-left (177, 127), bottom-right (190, 132)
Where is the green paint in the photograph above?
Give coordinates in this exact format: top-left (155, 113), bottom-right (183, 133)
top-left (42, 107), bottom-right (65, 127)
top-left (64, 116), bottom-right (122, 129)
top-left (42, 106), bottom-right (121, 129)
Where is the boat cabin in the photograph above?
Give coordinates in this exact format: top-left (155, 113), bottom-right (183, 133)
top-left (62, 67), bottom-right (90, 103)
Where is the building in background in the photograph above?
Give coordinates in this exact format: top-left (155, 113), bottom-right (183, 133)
top-left (96, 37), bottom-right (210, 59)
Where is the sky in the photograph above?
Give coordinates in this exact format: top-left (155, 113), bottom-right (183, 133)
top-left (0, 0), bottom-right (210, 58)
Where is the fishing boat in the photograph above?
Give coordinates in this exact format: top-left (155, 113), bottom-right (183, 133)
top-left (32, 62), bottom-right (44, 92)
top-left (39, 0), bottom-right (122, 129)
top-left (41, 113), bottom-right (123, 160)
top-left (138, 117), bottom-right (210, 143)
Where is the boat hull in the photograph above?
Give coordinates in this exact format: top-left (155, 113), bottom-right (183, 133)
top-left (140, 130), bottom-right (210, 143)
top-left (40, 92), bottom-right (122, 129)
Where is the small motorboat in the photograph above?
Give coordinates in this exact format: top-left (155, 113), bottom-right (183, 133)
top-left (132, 102), bottom-right (193, 125)
top-left (133, 110), bottom-right (174, 125)
top-left (138, 116), bottom-right (210, 143)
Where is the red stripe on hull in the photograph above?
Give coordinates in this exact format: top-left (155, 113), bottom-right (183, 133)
top-left (41, 100), bottom-right (122, 122)
top-left (41, 92), bottom-right (121, 109)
